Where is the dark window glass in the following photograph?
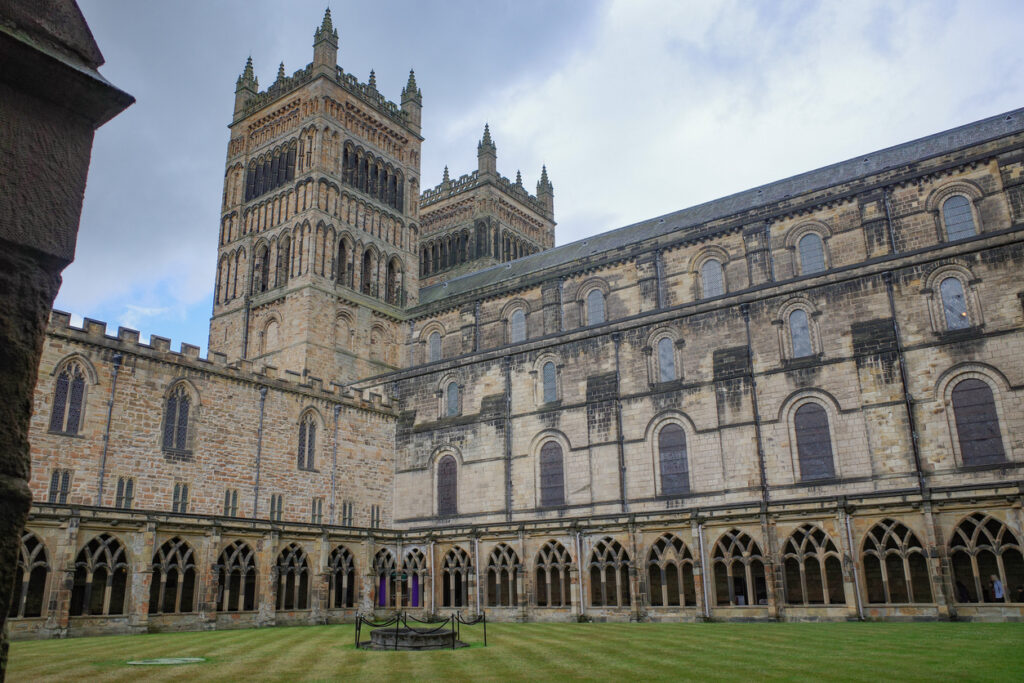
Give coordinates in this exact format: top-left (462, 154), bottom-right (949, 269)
top-left (940, 277), bottom-right (970, 330)
top-left (586, 289), bottom-right (605, 325)
top-left (540, 442), bottom-right (565, 507)
top-left (543, 362), bottom-right (557, 403)
top-left (794, 403), bottom-right (835, 480)
top-left (509, 309), bottom-right (526, 343)
top-left (701, 259), bottom-right (724, 297)
top-left (790, 309), bottom-right (813, 358)
top-left (798, 234), bottom-right (826, 274)
top-left (659, 424), bottom-right (689, 495)
top-left (657, 337), bottom-right (676, 382)
top-left (446, 382), bottom-right (459, 417)
top-left (437, 455), bottom-right (457, 516)
top-left (943, 195), bottom-right (976, 241)
top-left (49, 370), bottom-right (69, 432)
top-left (428, 332), bottom-right (441, 362)
top-left (952, 379), bottom-right (1005, 466)
top-left (163, 386), bottom-right (191, 451)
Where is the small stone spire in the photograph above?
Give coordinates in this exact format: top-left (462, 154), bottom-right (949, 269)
top-left (479, 123), bottom-right (494, 150)
top-left (401, 68), bottom-right (422, 133)
top-left (240, 56), bottom-right (256, 85)
top-left (477, 123), bottom-right (497, 175)
top-left (515, 170), bottom-right (523, 186)
top-left (538, 165), bottom-right (551, 189)
top-left (442, 165), bottom-right (450, 183)
top-left (313, 7), bottom-right (339, 72)
top-left (276, 62), bottom-right (286, 82)
top-left (234, 56), bottom-right (258, 116)
top-left (319, 7), bottom-right (334, 33)
top-left (405, 69), bottom-right (418, 93)
top-left (368, 69), bottom-right (377, 90)
top-left (537, 165), bottom-right (554, 216)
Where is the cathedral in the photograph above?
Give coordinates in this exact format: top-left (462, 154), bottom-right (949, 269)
top-left (9, 10), bottom-right (1024, 638)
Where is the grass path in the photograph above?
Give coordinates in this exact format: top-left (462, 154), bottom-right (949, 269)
top-left (8, 621), bottom-right (1024, 681)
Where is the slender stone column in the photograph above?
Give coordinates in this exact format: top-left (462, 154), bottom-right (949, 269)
top-left (128, 524), bottom-right (157, 633)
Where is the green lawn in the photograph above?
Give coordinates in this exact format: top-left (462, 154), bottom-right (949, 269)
top-left (8, 621), bottom-right (1024, 682)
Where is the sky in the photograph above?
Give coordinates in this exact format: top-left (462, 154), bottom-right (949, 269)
top-left (68, 0), bottom-right (1024, 354)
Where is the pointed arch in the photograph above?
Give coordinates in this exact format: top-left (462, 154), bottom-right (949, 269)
top-left (275, 543), bottom-right (310, 610)
top-left (70, 533), bottom-right (129, 616)
top-left (216, 540), bottom-right (257, 612)
top-left (646, 533), bottom-right (696, 608)
top-left (589, 537), bottom-right (631, 607)
top-left (441, 546), bottom-right (472, 607)
top-left (711, 529), bottom-right (766, 607)
top-left (860, 519), bottom-right (932, 604)
top-left (149, 537), bottom-right (196, 614)
top-left (9, 532), bottom-right (49, 618)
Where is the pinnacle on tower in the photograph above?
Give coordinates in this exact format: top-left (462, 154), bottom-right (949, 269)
top-left (276, 62), bottom-right (286, 82)
top-left (537, 165), bottom-right (554, 216)
top-left (479, 123), bottom-right (494, 150)
top-left (368, 69), bottom-right (377, 90)
top-left (442, 165), bottom-right (450, 183)
top-left (404, 69), bottom-right (419, 95)
top-left (477, 123), bottom-right (497, 175)
top-left (319, 7), bottom-right (334, 33)
top-left (313, 7), bottom-right (339, 71)
top-left (538, 165), bottom-right (551, 190)
top-left (234, 56), bottom-right (258, 117)
top-left (515, 170), bottom-right (523, 186)
top-left (240, 56), bottom-right (256, 84)
top-left (400, 68), bottom-right (423, 133)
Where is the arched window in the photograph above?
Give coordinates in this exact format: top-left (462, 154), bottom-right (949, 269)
top-left (589, 537), bottom-right (631, 607)
top-left (337, 240), bottom-right (349, 286)
top-left (8, 532), bottom-right (48, 618)
top-left (374, 549), bottom-right (396, 608)
top-left (798, 233), bottom-right (826, 274)
top-left (861, 519), bottom-right (932, 604)
top-left (940, 277), bottom-right (970, 330)
top-left (647, 533), bottom-right (696, 607)
top-left (951, 379), bottom-right (1005, 466)
top-left (542, 362), bottom-right (558, 403)
top-left (216, 540), bottom-right (257, 612)
top-left (275, 543), bottom-right (310, 611)
top-left (658, 424), bottom-right (689, 495)
top-left (539, 442), bottom-right (565, 507)
top-left (277, 236), bottom-right (291, 286)
top-left (586, 288), bottom-right (606, 326)
top-left (794, 403), bottom-right (835, 481)
top-left (437, 455), bottom-right (457, 516)
top-left (711, 529), bottom-right (767, 606)
top-left (701, 259), bottom-right (725, 298)
top-left (657, 337), bottom-right (676, 382)
top-left (781, 525), bottom-right (844, 605)
top-left (70, 533), bottom-right (129, 616)
top-left (535, 541), bottom-right (572, 607)
top-left (789, 309), bottom-right (813, 358)
top-left (49, 361), bottom-right (86, 435)
top-left (441, 547), bottom-right (472, 607)
top-left (149, 537), bottom-right (196, 614)
top-left (328, 545), bottom-right (356, 608)
top-left (943, 195), bottom-right (976, 241)
top-left (401, 549), bottom-right (427, 608)
top-left (950, 512), bottom-right (1023, 603)
top-left (254, 244), bottom-right (270, 293)
top-left (509, 309), bottom-right (526, 343)
top-left (428, 331), bottom-right (441, 362)
top-left (486, 543), bottom-right (520, 607)
top-left (162, 384), bottom-right (192, 453)
top-left (445, 382), bottom-right (460, 417)
top-left (298, 413), bottom-right (317, 470)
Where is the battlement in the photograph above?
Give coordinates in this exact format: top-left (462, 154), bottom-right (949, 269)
top-left (420, 168), bottom-right (548, 214)
top-left (47, 310), bottom-right (397, 414)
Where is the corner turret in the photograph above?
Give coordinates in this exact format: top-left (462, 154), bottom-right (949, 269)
top-left (401, 68), bottom-right (422, 134)
top-left (234, 56), bottom-right (258, 117)
top-left (313, 8), bottom-right (338, 75)
top-left (477, 123), bottom-right (497, 176)
top-left (536, 165), bottom-right (554, 217)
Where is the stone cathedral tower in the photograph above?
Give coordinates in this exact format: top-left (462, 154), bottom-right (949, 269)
top-left (209, 9), bottom-right (423, 383)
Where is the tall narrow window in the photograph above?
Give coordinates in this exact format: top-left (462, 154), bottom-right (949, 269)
top-left (446, 382), bottom-right (459, 417)
top-left (798, 233), bottom-right (825, 274)
top-left (701, 259), bottom-right (725, 298)
top-left (542, 362), bottom-right (558, 403)
top-left (940, 277), bottom-right (970, 330)
top-left (789, 309), bottom-right (813, 358)
top-left (428, 331), bottom-right (441, 362)
top-left (951, 379), bottom-right (1005, 466)
top-left (539, 442), bottom-right (565, 507)
top-left (115, 477), bottom-right (134, 509)
top-left (298, 414), bottom-right (317, 470)
top-left (657, 337), bottom-right (676, 382)
top-left (943, 195), bottom-right (976, 241)
top-left (658, 424), bottom-right (689, 495)
top-left (172, 482), bottom-right (189, 514)
top-left (794, 403), bottom-right (835, 480)
top-left (162, 385), bottom-right (191, 452)
top-left (311, 498), bottom-right (324, 524)
top-left (270, 494), bottom-right (283, 522)
top-left (49, 362), bottom-right (86, 435)
top-left (437, 455), bottom-right (457, 516)
top-left (223, 489), bottom-right (238, 517)
top-left (586, 289), bottom-right (606, 325)
top-left (509, 309), bottom-right (526, 343)
top-left (48, 469), bottom-right (71, 504)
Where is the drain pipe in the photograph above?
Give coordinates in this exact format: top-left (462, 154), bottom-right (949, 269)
top-left (612, 333), bottom-right (628, 513)
top-left (96, 353), bottom-right (123, 505)
top-left (429, 539), bottom-right (436, 614)
top-left (575, 531), bottom-right (585, 616)
top-left (697, 520), bottom-right (710, 619)
top-left (474, 536), bottom-right (482, 615)
top-left (331, 405), bottom-right (340, 524)
top-left (844, 510), bottom-right (865, 621)
top-left (253, 386), bottom-right (268, 515)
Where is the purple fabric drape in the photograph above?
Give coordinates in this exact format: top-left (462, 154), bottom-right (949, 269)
top-left (379, 577), bottom-right (386, 606)
top-left (411, 574), bottom-right (420, 607)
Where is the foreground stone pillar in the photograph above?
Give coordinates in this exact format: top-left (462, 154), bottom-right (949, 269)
top-left (0, 2), bottom-right (132, 677)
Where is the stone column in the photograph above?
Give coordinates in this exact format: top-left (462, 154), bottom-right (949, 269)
top-left (923, 502), bottom-right (952, 620)
top-left (257, 532), bottom-right (278, 627)
top-left (360, 536), bottom-right (375, 614)
top-left (761, 515), bottom-right (781, 619)
top-left (0, 4), bottom-right (132, 675)
top-left (127, 523), bottom-right (157, 634)
top-left (835, 506), bottom-right (863, 620)
top-left (198, 526), bottom-right (222, 629)
top-left (44, 512), bottom-right (81, 637)
top-left (312, 533), bottom-right (329, 624)
top-left (690, 520), bottom-right (709, 621)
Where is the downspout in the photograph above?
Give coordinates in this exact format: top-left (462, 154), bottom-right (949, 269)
top-left (612, 333), bottom-right (628, 513)
top-left (844, 509), bottom-right (865, 621)
top-left (882, 272), bottom-right (927, 496)
top-left (697, 521), bottom-right (711, 619)
top-left (241, 294), bottom-right (251, 359)
top-left (474, 536), bottom-right (481, 615)
top-left (883, 187), bottom-right (898, 255)
top-left (653, 249), bottom-right (665, 309)
top-left (474, 300), bottom-right (481, 352)
top-left (253, 386), bottom-right (268, 515)
top-left (763, 220), bottom-right (776, 282)
top-left (96, 353), bottom-right (122, 505)
top-left (740, 305), bottom-right (769, 505)
top-left (429, 539), bottom-right (436, 614)
top-left (503, 357), bottom-right (513, 522)
top-left (331, 405), bottom-right (340, 524)
top-left (575, 531), bottom-right (585, 616)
